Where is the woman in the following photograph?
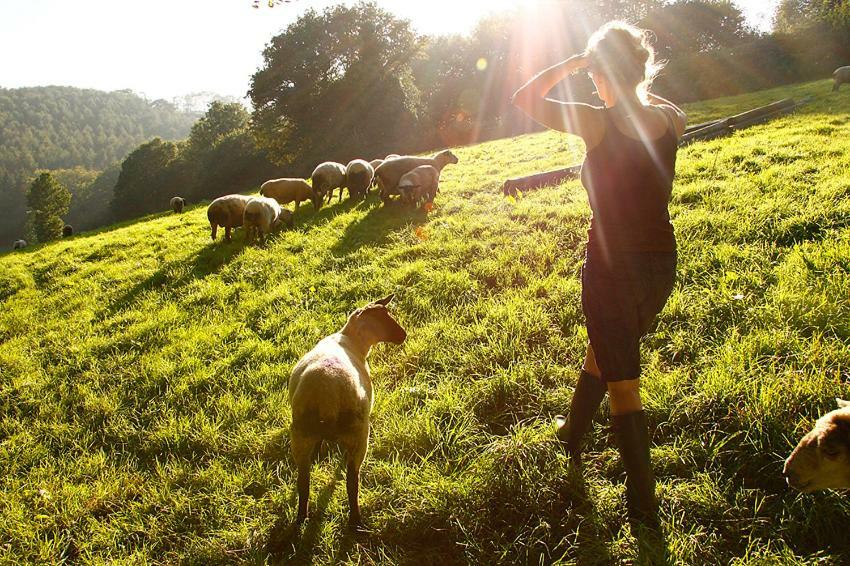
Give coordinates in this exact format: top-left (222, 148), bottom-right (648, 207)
top-left (512, 22), bottom-right (686, 530)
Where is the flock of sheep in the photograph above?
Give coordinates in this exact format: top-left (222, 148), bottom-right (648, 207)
top-left (191, 149), bottom-right (459, 245)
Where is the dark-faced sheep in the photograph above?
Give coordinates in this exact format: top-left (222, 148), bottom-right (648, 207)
top-left (13, 239), bottom-right (27, 250)
top-left (345, 160), bottom-right (374, 201)
top-left (311, 162), bottom-right (347, 207)
top-left (397, 165), bottom-right (441, 208)
top-left (783, 399), bottom-right (850, 492)
top-left (375, 150), bottom-right (458, 204)
top-left (207, 194), bottom-right (253, 243)
top-left (170, 196), bottom-right (185, 213)
top-left (833, 67), bottom-right (850, 92)
top-left (62, 225), bottom-right (73, 238)
top-left (288, 295), bottom-right (406, 528)
top-left (243, 196), bottom-right (291, 245)
top-left (260, 178), bottom-right (314, 211)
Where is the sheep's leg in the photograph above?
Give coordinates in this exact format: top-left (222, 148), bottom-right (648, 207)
top-left (295, 200), bottom-right (300, 212)
top-left (291, 433), bottom-right (319, 524)
top-left (344, 426), bottom-right (369, 528)
top-left (211, 223), bottom-right (218, 241)
top-left (224, 226), bottom-right (232, 243)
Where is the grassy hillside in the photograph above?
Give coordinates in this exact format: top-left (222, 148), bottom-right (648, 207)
top-left (1, 79), bottom-right (849, 564)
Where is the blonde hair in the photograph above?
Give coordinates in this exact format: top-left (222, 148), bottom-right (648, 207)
top-left (584, 21), bottom-right (663, 103)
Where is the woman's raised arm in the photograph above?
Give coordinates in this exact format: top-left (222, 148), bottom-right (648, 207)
top-left (511, 55), bottom-right (604, 146)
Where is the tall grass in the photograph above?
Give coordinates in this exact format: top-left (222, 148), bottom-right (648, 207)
top-left (1, 79), bottom-right (848, 564)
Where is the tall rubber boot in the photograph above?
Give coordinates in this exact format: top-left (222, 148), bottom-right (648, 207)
top-left (611, 410), bottom-right (659, 531)
top-left (554, 370), bottom-right (607, 464)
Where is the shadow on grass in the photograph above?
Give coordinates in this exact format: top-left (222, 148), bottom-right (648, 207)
top-left (264, 463), bottom-right (361, 565)
top-left (329, 197), bottom-right (428, 258)
top-left (102, 239), bottom-right (246, 317)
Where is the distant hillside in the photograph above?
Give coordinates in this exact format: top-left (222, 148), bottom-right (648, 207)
top-left (0, 86), bottom-right (199, 244)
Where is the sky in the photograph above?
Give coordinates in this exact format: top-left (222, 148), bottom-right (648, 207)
top-left (0, 0), bottom-right (781, 103)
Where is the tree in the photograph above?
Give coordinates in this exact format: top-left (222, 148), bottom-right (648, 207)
top-left (25, 173), bottom-right (70, 243)
top-left (249, 1), bottom-right (423, 170)
top-left (775, 0), bottom-right (850, 31)
top-left (111, 138), bottom-right (180, 221)
top-left (643, 1), bottom-right (755, 56)
top-left (184, 101), bottom-right (250, 158)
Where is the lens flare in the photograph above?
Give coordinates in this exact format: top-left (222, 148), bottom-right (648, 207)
top-left (476, 57), bottom-right (488, 71)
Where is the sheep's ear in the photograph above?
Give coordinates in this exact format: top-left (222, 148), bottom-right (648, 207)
top-left (374, 294), bottom-right (394, 307)
top-left (837, 399), bottom-right (850, 409)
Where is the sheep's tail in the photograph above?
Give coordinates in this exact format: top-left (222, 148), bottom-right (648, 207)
top-left (291, 388), bottom-right (347, 437)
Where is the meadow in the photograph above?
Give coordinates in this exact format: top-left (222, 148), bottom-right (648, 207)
top-left (1, 79), bottom-right (849, 564)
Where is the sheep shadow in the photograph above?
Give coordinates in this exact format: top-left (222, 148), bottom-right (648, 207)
top-left (329, 198), bottom-right (428, 258)
top-left (264, 462), bottom-right (362, 565)
top-left (102, 239), bottom-right (246, 318)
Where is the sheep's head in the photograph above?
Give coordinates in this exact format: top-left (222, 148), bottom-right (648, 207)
top-left (783, 399), bottom-right (850, 493)
top-left (436, 150), bottom-right (459, 167)
top-left (346, 294), bottom-right (407, 346)
top-left (311, 186), bottom-right (324, 211)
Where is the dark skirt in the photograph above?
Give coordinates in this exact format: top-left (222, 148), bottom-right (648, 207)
top-left (581, 246), bottom-right (676, 382)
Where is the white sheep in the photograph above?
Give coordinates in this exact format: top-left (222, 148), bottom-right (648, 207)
top-left (207, 194), bottom-right (253, 242)
top-left (397, 165), bottom-right (441, 208)
top-left (783, 399), bottom-right (850, 492)
top-left (311, 162), bottom-right (347, 207)
top-left (260, 178), bottom-right (315, 211)
top-left (170, 196), bottom-right (185, 213)
top-left (369, 159), bottom-right (384, 188)
top-left (288, 294), bottom-right (407, 528)
top-left (12, 240), bottom-right (27, 250)
top-left (833, 66), bottom-right (850, 92)
top-left (345, 159), bottom-right (375, 201)
top-left (375, 150), bottom-right (458, 204)
top-left (243, 196), bottom-right (292, 245)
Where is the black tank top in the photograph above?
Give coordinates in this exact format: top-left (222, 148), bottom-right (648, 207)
top-left (580, 107), bottom-right (678, 253)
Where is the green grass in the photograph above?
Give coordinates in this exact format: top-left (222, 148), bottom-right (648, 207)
top-left (1, 78), bottom-right (849, 564)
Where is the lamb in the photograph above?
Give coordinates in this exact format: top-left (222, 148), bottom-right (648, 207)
top-left (207, 194), bottom-right (253, 243)
top-left (397, 165), bottom-right (441, 208)
top-left (345, 159), bottom-right (374, 201)
top-left (243, 196), bottom-right (292, 245)
top-left (13, 240), bottom-right (27, 250)
top-left (375, 150), bottom-right (458, 203)
top-left (783, 399), bottom-right (850, 492)
top-left (288, 294), bottom-right (406, 528)
top-left (311, 162), bottom-right (347, 207)
top-left (833, 66), bottom-right (850, 92)
top-left (260, 178), bottom-right (315, 211)
top-left (62, 225), bottom-right (73, 238)
top-left (170, 196), bottom-right (185, 213)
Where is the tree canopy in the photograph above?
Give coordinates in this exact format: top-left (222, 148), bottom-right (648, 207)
top-left (25, 173), bottom-right (70, 243)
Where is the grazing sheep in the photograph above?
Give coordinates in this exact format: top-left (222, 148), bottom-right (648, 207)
top-left (345, 159), bottom-right (374, 201)
top-left (260, 178), bottom-right (314, 211)
top-left (833, 66), bottom-right (850, 92)
top-left (288, 295), bottom-right (407, 528)
top-left (311, 162), bottom-right (347, 207)
top-left (62, 225), bottom-right (73, 238)
top-left (12, 240), bottom-right (27, 250)
top-left (207, 194), bottom-right (253, 243)
top-left (397, 165), bottom-right (441, 208)
top-left (369, 159), bottom-right (384, 188)
top-left (375, 150), bottom-right (459, 204)
top-left (243, 196), bottom-right (291, 245)
top-left (783, 399), bottom-right (850, 492)
top-left (170, 196), bottom-right (185, 213)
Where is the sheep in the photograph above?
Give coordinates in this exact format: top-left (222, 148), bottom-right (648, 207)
top-left (288, 294), bottom-right (406, 528)
top-left (243, 196), bottom-right (292, 245)
top-left (369, 160), bottom-right (384, 188)
top-left (397, 165), bottom-right (441, 208)
top-left (375, 150), bottom-right (459, 204)
top-left (62, 225), bottom-right (73, 238)
top-left (170, 196), bottom-right (185, 213)
top-left (13, 240), bottom-right (27, 250)
top-left (311, 162), bottom-right (347, 207)
top-left (260, 178), bottom-right (315, 211)
top-left (833, 66), bottom-right (850, 92)
top-left (783, 399), bottom-right (850, 492)
top-left (345, 159), bottom-right (374, 201)
top-left (207, 194), bottom-right (253, 243)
